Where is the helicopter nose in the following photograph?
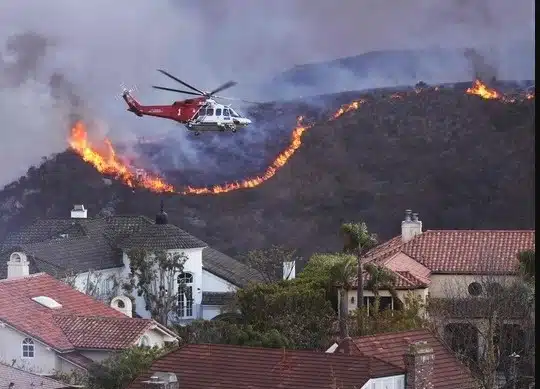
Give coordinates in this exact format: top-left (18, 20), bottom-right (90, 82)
top-left (243, 118), bottom-right (252, 125)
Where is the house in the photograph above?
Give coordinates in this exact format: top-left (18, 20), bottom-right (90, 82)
top-left (0, 272), bottom-right (178, 376)
top-left (0, 362), bottom-right (77, 388)
top-left (126, 343), bottom-right (415, 389)
top-left (0, 204), bottom-right (264, 322)
top-left (342, 210), bottom-right (534, 387)
top-left (326, 329), bottom-right (477, 389)
top-left (345, 210), bottom-right (535, 315)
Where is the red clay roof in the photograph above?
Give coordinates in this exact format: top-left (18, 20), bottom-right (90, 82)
top-left (337, 329), bottom-right (477, 389)
top-left (0, 273), bottom-right (155, 351)
top-left (127, 344), bottom-right (405, 389)
top-left (365, 230), bottom-right (535, 274)
top-left (353, 269), bottom-right (430, 290)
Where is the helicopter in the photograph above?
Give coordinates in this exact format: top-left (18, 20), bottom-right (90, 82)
top-left (122, 69), bottom-right (252, 135)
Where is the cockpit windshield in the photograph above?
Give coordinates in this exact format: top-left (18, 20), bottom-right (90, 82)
top-left (229, 108), bottom-right (241, 118)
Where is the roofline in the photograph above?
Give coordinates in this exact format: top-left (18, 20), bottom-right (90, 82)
top-left (56, 353), bottom-right (90, 371)
top-left (430, 271), bottom-right (519, 276)
top-left (149, 321), bottom-right (181, 341)
top-left (202, 267), bottom-right (243, 288)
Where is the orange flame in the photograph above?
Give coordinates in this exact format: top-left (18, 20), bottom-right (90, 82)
top-left (69, 83), bottom-right (533, 196)
top-left (466, 79), bottom-right (501, 99)
top-left (68, 122), bottom-right (174, 192)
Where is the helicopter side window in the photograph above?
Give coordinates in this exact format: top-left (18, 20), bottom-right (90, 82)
top-left (206, 108), bottom-right (214, 116)
top-left (215, 108), bottom-right (222, 116)
top-left (223, 109), bottom-right (230, 117)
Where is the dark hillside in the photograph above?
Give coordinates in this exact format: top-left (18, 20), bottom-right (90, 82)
top-left (0, 88), bottom-right (535, 259)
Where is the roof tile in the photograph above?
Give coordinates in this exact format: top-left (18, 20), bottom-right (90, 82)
top-left (0, 273), bottom-right (156, 351)
top-left (0, 362), bottom-right (70, 389)
top-left (127, 344), bottom-right (404, 389)
top-left (339, 329), bottom-right (477, 389)
top-left (366, 230), bottom-right (535, 274)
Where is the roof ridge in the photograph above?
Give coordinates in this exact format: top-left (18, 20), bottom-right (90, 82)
top-left (0, 272), bottom-right (47, 284)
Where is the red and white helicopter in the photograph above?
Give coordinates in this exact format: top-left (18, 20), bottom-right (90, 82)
top-left (122, 69), bottom-right (252, 135)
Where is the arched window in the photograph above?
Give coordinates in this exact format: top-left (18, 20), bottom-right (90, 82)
top-left (22, 338), bottom-right (35, 358)
top-left (178, 272), bottom-right (194, 318)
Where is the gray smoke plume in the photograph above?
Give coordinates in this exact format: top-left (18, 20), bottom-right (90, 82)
top-left (0, 0), bottom-right (535, 187)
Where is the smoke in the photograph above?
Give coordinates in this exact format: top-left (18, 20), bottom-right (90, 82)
top-left (0, 0), bottom-right (535, 186)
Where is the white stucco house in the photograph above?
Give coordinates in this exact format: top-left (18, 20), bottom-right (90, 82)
top-left (0, 271), bottom-right (178, 376)
top-left (0, 204), bottom-right (264, 323)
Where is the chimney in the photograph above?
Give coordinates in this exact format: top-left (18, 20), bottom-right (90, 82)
top-left (142, 372), bottom-right (178, 389)
top-left (283, 261), bottom-right (296, 280)
top-left (7, 252), bottom-right (30, 279)
top-left (401, 209), bottom-right (422, 243)
top-left (110, 296), bottom-right (133, 318)
top-left (404, 341), bottom-right (435, 389)
top-left (71, 204), bottom-right (87, 219)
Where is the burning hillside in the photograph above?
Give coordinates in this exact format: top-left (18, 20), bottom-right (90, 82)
top-left (68, 80), bottom-right (534, 196)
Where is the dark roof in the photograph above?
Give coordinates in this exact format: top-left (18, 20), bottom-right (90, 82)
top-left (0, 273), bottom-right (162, 351)
top-left (202, 247), bottom-right (264, 287)
top-left (201, 292), bottom-right (235, 306)
top-left (364, 230), bottom-right (535, 274)
top-left (336, 329), bottom-right (477, 389)
top-left (119, 223), bottom-right (206, 250)
top-left (127, 343), bottom-right (404, 389)
top-left (1, 216), bottom-right (262, 287)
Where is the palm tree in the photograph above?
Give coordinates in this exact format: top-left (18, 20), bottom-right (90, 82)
top-left (340, 222), bottom-right (378, 335)
top-left (329, 254), bottom-right (358, 338)
top-left (364, 263), bottom-right (401, 316)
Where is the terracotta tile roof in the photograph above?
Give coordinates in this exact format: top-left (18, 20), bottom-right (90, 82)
top-left (0, 273), bottom-right (158, 351)
top-left (59, 351), bottom-right (96, 369)
top-left (365, 230), bottom-right (535, 274)
top-left (0, 362), bottom-right (70, 389)
top-left (54, 315), bottom-right (152, 350)
top-left (352, 269), bottom-right (430, 290)
top-left (127, 344), bottom-right (405, 389)
top-left (337, 329), bottom-right (477, 389)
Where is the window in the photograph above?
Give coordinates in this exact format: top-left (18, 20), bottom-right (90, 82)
top-left (362, 296), bottom-right (394, 315)
top-left (22, 338), bottom-right (35, 358)
top-left (178, 272), bottom-right (194, 318)
top-left (468, 282), bottom-right (483, 296)
top-left (229, 108), bottom-right (240, 117)
top-left (197, 108), bottom-right (206, 117)
top-left (223, 109), bottom-right (230, 117)
top-left (206, 108), bottom-right (214, 116)
top-left (215, 108), bottom-right (222, 116)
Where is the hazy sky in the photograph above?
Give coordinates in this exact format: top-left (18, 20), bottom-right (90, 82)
top-left (0, 0), bottom-right (535, 186)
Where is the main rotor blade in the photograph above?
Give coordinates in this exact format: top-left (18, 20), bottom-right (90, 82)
top-left (157, 69), bottom-right (206, 95)
top-left (214, 95), bottom-right (259, 104)
top-left (208, 81), bottom-right (238, 96)
top-left (152, 86), bottom-right (202, 96)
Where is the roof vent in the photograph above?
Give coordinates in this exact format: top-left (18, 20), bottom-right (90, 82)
top-left (31, 296), bottom-right (62, 309)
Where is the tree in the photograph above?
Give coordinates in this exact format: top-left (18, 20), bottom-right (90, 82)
top-left (518, 250), bottom-right (535, 285)
top-left (236, 280), bottom-right (336, 349)
top-left (242, 245), bottom-right (299, 283)
top-left (340, 222), bottom-right (378, 335)
top-left (123, 248), bottom-right (187, 325)
top-left (61, 268), bottom-right (121, 303)
top-left (327, 254), bottom-right (357, 338)
top-left (175, 319), bottom-right (291, 348)
top-left (428, 271), bottom-right (534, 389)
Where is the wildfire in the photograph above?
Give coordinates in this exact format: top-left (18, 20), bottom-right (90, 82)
top-left (466, 79), bottom-right (501, 99)
top-left (68, 122), bottom-right (174, 192)
top-left (68, 82), bottom-right (533, 196)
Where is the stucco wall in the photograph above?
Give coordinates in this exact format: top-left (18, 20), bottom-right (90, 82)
top-left (428, 274), bottom-right (517, 298)
top-left (202, 270), bottom-right (237, 292)
top-left (361, 375), bottom-right (405, 389)
top-left (0, 325), bottom-right (59, 375)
